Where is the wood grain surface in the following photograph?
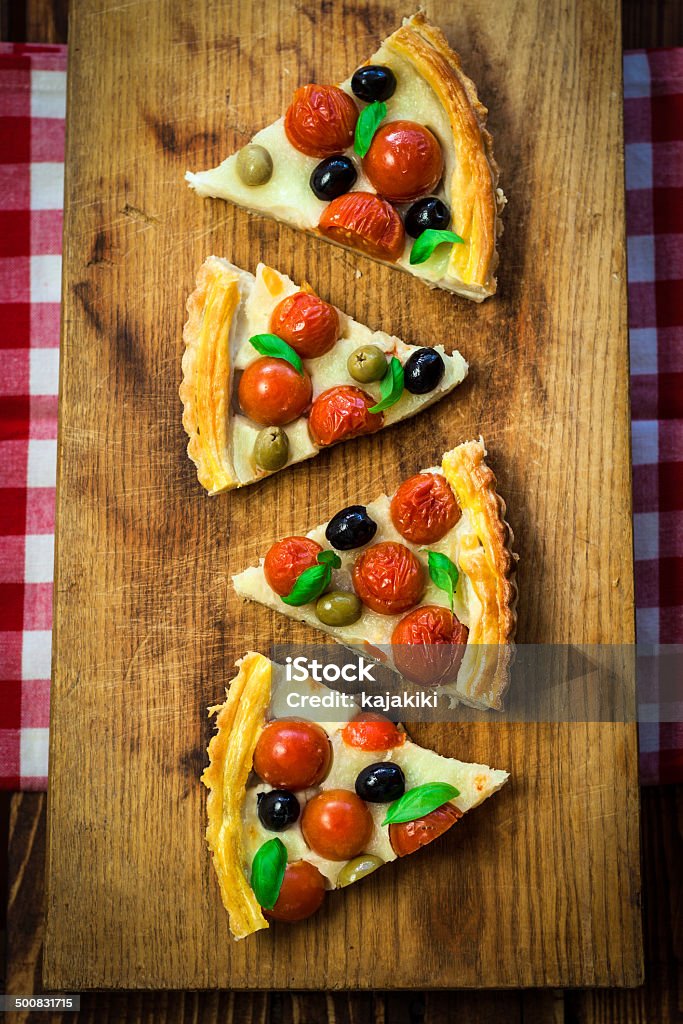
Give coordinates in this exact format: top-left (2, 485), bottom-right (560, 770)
top-left (43, 0), bottom-right (642, 992)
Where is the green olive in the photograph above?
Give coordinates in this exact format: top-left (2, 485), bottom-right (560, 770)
top-left (253, 426), bottom-right (289, 472)
top-left (347, 345), bottom-right (388, 383)
top-left (315, 590), bottom-right (362, 627)
top-left (337, 854), bottom-right (384, 888)
top-left (236, 144), bottom-right (273, 186)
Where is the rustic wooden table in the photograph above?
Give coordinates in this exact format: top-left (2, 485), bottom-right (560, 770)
top-left (1, 0), bottom-right (682, 1020)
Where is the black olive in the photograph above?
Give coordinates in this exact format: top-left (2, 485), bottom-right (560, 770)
top-left (405, 197), bottom-right (451, 239)
top-left (351, 65), bottom-right (397, 103)
top-left (355, 762), bottom-right (405, 803)
top-left (257, 789), bottom-right (300, 832)
top-left (310, 156), bottom-right (357, 201)
top-left (325, 505), bottom-right (377, 550)
top-left (403, 348), bottom-right (445, 394)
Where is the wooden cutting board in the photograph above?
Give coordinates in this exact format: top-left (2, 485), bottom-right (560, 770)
top-left (43, 0), bottom-right (642, 990)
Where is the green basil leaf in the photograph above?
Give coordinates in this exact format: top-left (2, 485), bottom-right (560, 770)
top-left (368, 356), bottom-right (404, 414)
top-left (382, 782), bottom-right (460, 826)
top-left (249, 334), bottom-right (303, 376)
top-left (280, 551), bottom-right (338, 606)
top-left (424, 550), bottom-right (459, 612)
top-left (409, 229), bottom-right (465, 266)
top-left (354, 100), bottom-right (387, 157)
top-left (250, 837), bottom-right (287, 910)
top-left (318, 550), bottom-right (342, 570)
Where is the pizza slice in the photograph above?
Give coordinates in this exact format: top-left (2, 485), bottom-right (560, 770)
top-left (180, 257), bottom-right (468, 494)
top-left (186, 14), bottom-right (504, 302)
top-left (233, 439), bottom-right (517, 708)
top-left (202, 652), bottom-right (508, 940)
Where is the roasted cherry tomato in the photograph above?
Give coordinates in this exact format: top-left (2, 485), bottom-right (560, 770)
top-left (238, 357), bottom-right (312, 426)
top-left (301, 788), bottom-right (374, 861)
top-left (363, 121), bottom-right (443, 203)
top-left (352, 541), bottom-right (425, 615)
top-left (318, 192), bottom-right (405, 262)
top-left (253, 719), bottom-right (332, 790)
top-left (342, 712), bottom-right (405, 751)
top-left (264, 536), bottom-right (322, 596)
top-left (389, 802), bottom-right (463, 857)
top-left (308, 385), bottom-right (383, 447)
top-left (284, 84), bottom-right (358, 158)
top-left (390, 472), bottom-right (461, 544)
top-left (265, 860), bottom-right (327, 922)
top-left (391, 605), bottom-right (468, 686)
top-left (270, 291), bottom-right (340, 359)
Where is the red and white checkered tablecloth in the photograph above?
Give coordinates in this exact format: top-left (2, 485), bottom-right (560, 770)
top-left (625, 49), bottom-right (683, 785)
top-left (0, 44), bottom-right (681, 790)
top-left (0, 43), bottom-right (64, 790)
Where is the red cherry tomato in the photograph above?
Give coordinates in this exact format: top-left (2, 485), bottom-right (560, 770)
top-left (363, 120), bottom-right (443, 203)
top-left (318, 192), bottom-right (405, 262)
top-left (391, 605), bottom-right (469, 685)
top-left (341, 712), bottom-right (405, 751)
top-left (270, 291), bottom-right (340, 359)
top-left (264, 536), bottom-right (322, 596)
top-left (308, 385), bottom-right (384, 447)
top-left (253, 719), bottom-right (331, 790)
top-left (264, 860), bottom-right (326, 922)
top-left (389, 803), bottom-right (463, 857)
top-left (301, 789), bottom-right (374, 861)
top-left (285, 84), bottom-right (358, 158)
top-left (238, 357), bottom-right (312, 426)
top-left (390, 473), bottom-right (461, 545)
top-left (352, 541), bottom-right (425, 615)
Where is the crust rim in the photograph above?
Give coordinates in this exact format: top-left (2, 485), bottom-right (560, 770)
top-left (201, 652), bottom-right (272, 940)
top-left (441, 438), bottom-right (518, 707)
top-left (382, 12), bottom-right (503, 294)
top-left (180, 257), bottom-right (240, 495)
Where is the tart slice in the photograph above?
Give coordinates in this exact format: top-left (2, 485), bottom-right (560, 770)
top-left (233, 440), bottom-right (518, 708)
top-left (186, 14), bottom-right (504, 302)
top-left (202, 652), bottom-right (509, 940)
top-left (180, 257), bottom-right (468, 494)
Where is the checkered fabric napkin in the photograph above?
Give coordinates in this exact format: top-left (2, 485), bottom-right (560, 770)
top-left (0, 44), bottom-right (64, 789)
top-left (0, 45), bottom-right (681, 789)
top-left (625, 50), bottom-right (683, 785)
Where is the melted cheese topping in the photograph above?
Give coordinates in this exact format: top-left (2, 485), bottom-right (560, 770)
top-left (225, 261), bottom-right (467, 485)
top-left (187, 47), bottom-right (462, 288)
top-left (242, 675), bottom-right (508, 889)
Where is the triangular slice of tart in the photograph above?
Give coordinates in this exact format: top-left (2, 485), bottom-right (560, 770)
top-left (202, 652), bottom-right (508, 940)
top-left (186, 14), bottom-right (504, 302)
top-left (180, 257), bottom-right (468, 494)
top-left (233, 439), bottom-right (517, 708)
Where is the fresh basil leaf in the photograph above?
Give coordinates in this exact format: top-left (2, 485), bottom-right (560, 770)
top-left (368, 356), bottom-right (404, 414)
top-left (318, 550), bottom-right (342, 569)
top-left (382, 782), bottom-right (460, 826)
top-left (424, 550), bottom-right (459, 612)
top-left (409, 229), bottom-right (465, 266)
top-left (280, 551), bottom-right (339, 606)
top-left (249, 333), bottom-right (303, 376)
top-left (354, 100), bottom-right (387, 157)
top-left (250, 837), bottom-right (287, 910)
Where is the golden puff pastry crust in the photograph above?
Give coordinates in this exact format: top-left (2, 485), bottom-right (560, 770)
top-left (201, 652), bottom-right (273, 940)
top-left (180, 257), bottom-right (241, 495)
top-left (441, 439), bottom-right (518, 707)
top-left (386, 14), bottom-right (503, 296)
